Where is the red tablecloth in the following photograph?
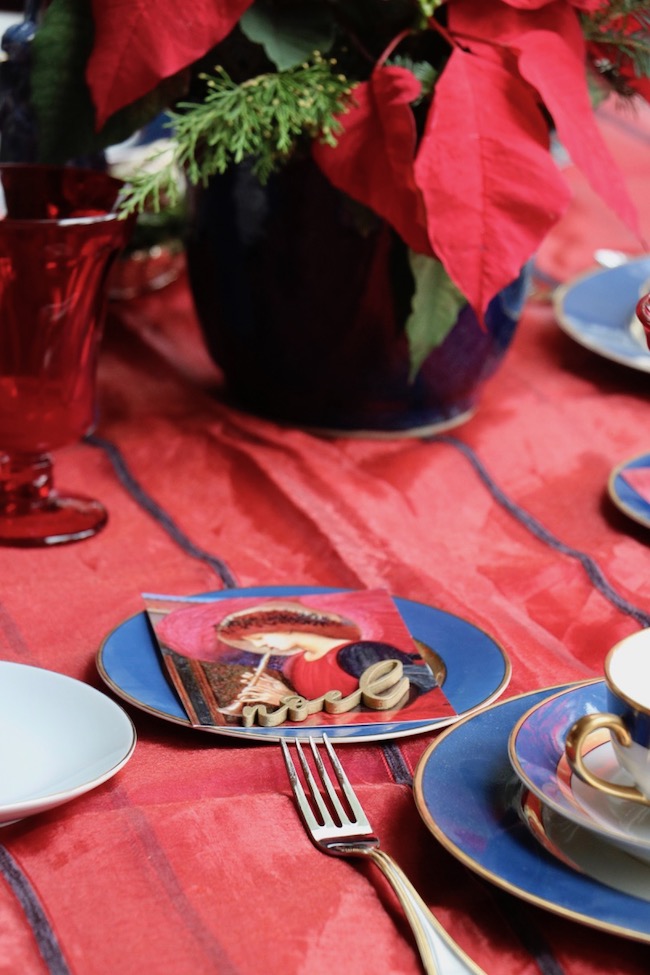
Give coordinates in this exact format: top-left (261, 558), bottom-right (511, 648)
top-left (1, 99), bottom-right (650, 975)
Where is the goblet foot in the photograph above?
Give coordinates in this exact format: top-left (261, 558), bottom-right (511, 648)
top-left (0, 453), bottom-right (107, 547)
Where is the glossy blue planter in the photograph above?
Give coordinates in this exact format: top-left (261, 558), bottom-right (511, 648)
top-left (186, 159), bottom-right (527, 436)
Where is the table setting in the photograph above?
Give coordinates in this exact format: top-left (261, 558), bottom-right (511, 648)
top-left (1, 3), bottom-right (650, 974)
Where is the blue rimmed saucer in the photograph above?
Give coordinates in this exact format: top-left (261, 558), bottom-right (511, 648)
top-left (608, 452), bottom-right (650, 530)
top-left (553, 256), bottom-right (650, 371)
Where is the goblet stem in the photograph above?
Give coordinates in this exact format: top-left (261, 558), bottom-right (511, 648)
top-left (0, 452), bottom-right (106, 546)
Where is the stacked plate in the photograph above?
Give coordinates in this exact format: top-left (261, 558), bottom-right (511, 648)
top-left (414, 680), bottom-right (650, 942)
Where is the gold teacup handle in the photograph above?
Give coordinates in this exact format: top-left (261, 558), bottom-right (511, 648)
top-left (565, 713), bottom-right (650, 805)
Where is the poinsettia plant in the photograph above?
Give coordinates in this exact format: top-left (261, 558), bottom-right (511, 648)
top-left (28, 0), bottom-right (650, 372)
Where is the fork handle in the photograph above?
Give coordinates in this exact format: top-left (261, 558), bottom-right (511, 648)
top-left (361, 848), bottom-right (487, 975)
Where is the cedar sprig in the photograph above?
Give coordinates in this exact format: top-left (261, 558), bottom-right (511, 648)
top-left (119, 53), bottom-right (354, 215)
top-left (582, 1), bottom-right (650, 87)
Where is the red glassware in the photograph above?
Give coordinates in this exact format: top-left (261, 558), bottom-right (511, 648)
top-left (637, 292), bottom-right (650, 350)
top-left (0, 165), bottom-right (134, 546)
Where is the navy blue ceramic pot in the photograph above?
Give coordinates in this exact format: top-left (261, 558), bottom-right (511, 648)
top-left (186, 158), bottom-right (527, 436)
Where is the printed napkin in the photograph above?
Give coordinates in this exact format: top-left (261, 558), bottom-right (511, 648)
top-left (144, 589), bottom-right (456, 730)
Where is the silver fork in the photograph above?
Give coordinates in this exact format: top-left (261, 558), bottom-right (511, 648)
top-left (281, 735), bottom-right (487, 975)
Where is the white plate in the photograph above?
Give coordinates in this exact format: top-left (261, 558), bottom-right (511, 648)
top-left (0, 662), bottom-right (136, 823)
top-left (509, 681), bottom-right (650, 862)
top-left (553, 256), bottom-right (650, 371)
top-left (520, 789), bottom-right (650, 902)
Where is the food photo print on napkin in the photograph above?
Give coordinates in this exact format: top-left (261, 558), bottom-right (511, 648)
top-left (144, 589), bottom-right (456, 730)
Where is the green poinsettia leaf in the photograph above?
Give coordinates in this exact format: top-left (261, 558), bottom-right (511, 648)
top-left (240, 0), bottom-right (335, 71)
top-left (31, 0), bottom-right (183, 163)
top-left (405, 251), bottom-right (466, 381)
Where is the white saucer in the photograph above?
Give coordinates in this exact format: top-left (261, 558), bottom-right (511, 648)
top-left (509, 681), bottom-right (650, 863)
top-left (520, 789), bottom-right (650, 902)
top-left (0, 662), bottom-right (136, 823)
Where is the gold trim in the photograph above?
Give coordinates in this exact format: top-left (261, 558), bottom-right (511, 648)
top-left (507, 680), bottom-right (601, 790)
top-left (301, 408), bottom-right (475, 441)
top-left (413, 681), bottom-right (650, 944)
top-left (607, 451), bottom-right (650, 531)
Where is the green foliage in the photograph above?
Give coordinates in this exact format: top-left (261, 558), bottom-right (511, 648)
top-left (240, 0), bottom-right (335, 70)
top-left (582, 1), bottom-right (650, 85)
top-left (31, 0), bottom-right (185, 163)
top-left (389, 56), bottom-right (438, 99)
top-left (404, 252), bottom-right (466, 380)
top-left (119, 55), bottom-right (353, 215)
top-left (417, 0), bottom-right (445, 16)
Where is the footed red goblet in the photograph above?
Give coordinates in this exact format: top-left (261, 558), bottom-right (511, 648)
top-left (637, 291), bottom-right (650, 349)
top-left (0, 165), bottom-right (133, 546)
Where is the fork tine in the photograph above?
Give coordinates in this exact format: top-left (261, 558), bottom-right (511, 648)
top-left (280, 738), bottom-right (332, 830)
top-left (308, 737), bottom-right (353, 826)
top-left (321, 734), bottom-right (371, 830)
top-left (295, 740), bottom-right (335, 826)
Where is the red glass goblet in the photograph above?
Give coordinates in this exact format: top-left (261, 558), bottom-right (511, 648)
top-left (0, 165), bottom-right (134, 546)
top-left (637, 292), bottom-right (650, 350)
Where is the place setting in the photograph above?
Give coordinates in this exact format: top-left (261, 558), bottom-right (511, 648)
top-left (94, 584), bottom-right (650, 947)
top-left (95, 583), bottom-right (650, 952)
top-left (414, 627), bottom-right (650, 944)
top-left (93, 582), bottom-right (519, 974)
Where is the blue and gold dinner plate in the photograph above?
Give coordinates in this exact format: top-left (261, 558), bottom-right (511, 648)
top-left (96, 586), bottom-right (510, 743)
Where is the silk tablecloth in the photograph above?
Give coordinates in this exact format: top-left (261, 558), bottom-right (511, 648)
top-left (1, 99), bottom-right (650, 975)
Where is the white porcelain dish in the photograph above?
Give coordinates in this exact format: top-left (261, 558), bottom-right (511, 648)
top-left (520, 789), bottom-right (650, 902)
top-left (0, 661), bottom-right (136, 823)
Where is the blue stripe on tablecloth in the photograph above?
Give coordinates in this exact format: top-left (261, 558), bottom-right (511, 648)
top-left (85, 433), bottom-right (238, 589)
top-left (87, 431), bottom-right (650, 625)
top-left (0, 846), bottom-right (72, 975)
top-left (429, 435), bottom-right (650, 628)
top-left (381, 743), bottom-right (413, 786)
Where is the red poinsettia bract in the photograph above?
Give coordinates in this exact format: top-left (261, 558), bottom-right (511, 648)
top-left (414, 50), bottom-right (571, 320)
top-left (312, 66), bottom-right (432, 256)
top-left (448, 0), bottom-right (640, 236)
top-left (87, 0), bottom-right (255, 129)
top-left (316, 0), bottom-right (643, 321)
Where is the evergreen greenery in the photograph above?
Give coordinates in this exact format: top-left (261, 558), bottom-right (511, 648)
top-left (119, 54), bottom-right (354, 215)
top-left (582, 1), bottom-right (650, 89)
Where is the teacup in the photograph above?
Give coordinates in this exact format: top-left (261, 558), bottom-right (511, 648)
top-left (565, 628), bottom-right (650, 805)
